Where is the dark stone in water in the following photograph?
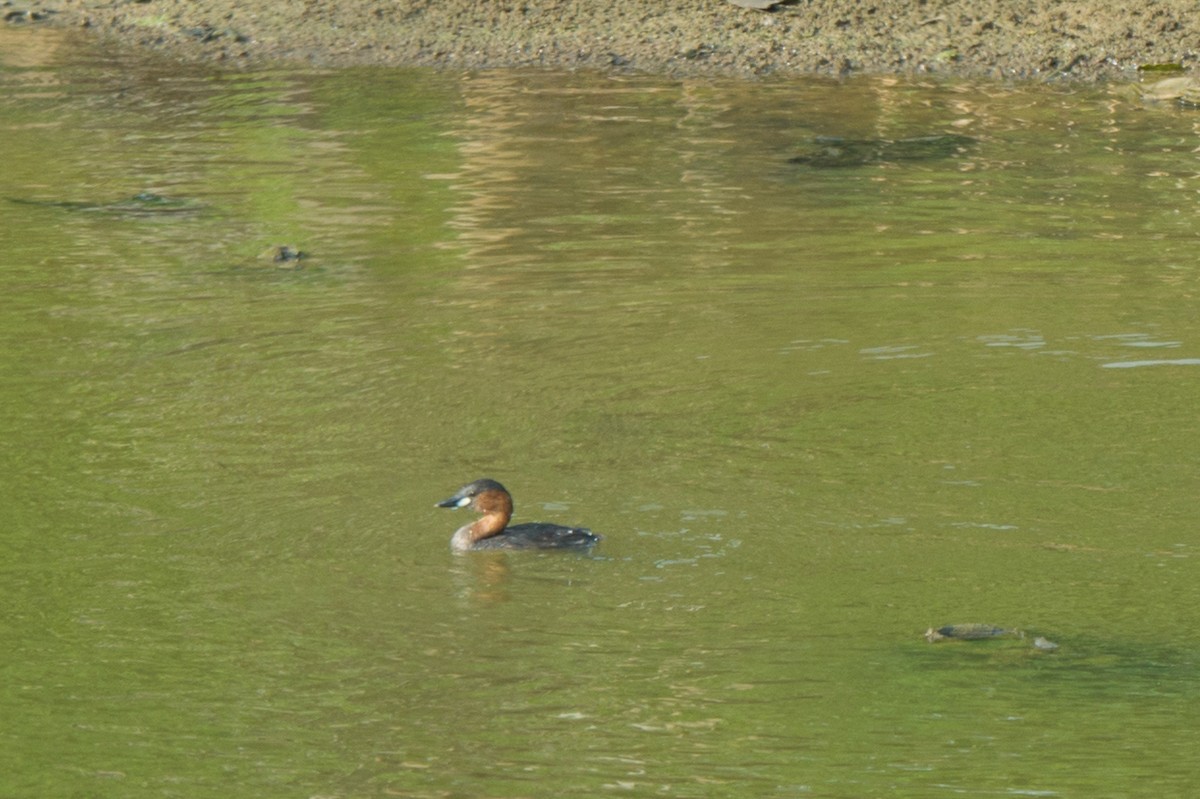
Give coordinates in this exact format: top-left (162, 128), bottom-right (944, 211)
top-left (789, 134), bottom-right (975, 168)
top-left (267, 245), bottom-right (307, 263)
top-left (4, 7), bottom-right (56, 23)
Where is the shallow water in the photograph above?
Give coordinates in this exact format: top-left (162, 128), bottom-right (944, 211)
top-left (4, 26), bottom-right (1200, 798)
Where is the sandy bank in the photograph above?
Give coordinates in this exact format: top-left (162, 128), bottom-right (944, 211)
top-left (10, 0), bottom-right (1200, 80)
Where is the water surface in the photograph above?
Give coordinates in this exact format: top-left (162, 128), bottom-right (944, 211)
top-left (3, 26), bottom-right (1200, 798)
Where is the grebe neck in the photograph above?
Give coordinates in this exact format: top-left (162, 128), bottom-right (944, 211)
top-left (450, 510), bottom-right (510, 551)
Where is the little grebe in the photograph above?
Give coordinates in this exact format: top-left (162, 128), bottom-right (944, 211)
top-left (436, 478), bottom-right (601, 551)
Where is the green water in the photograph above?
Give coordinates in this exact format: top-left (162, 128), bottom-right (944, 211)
top-left (3, 26), bottom-right (1200, 798)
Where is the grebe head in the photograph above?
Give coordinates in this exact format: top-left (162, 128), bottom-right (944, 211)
top-left (436, 478), bottom-right (514, 516)
top-left (437, 478), bottom-right (515, 549)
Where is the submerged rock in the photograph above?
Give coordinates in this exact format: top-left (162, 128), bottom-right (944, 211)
top-left (1140, 76), bottom-right (1200, 107)
top-left (925, 623), bottom-right (1059, 650)
top-left (924, 623), bottom-right (1022, 642)
top-left (8, 191), bottom-right (204, 217)
top-left (788, 134), bottom-right (975, 168)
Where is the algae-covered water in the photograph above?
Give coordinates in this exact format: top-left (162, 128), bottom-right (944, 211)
top-left (4, 27), bottom-right (1200, 798)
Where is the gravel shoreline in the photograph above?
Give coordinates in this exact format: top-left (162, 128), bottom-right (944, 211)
top-left (9, 0), bottom-right (1200, 80)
